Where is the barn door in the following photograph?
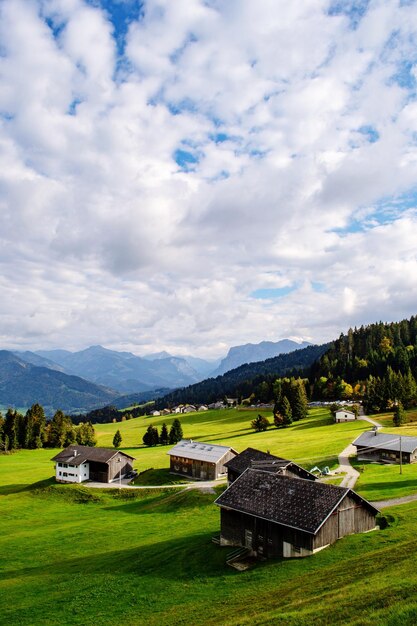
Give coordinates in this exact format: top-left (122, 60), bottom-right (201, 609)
top-left (245, 530), bottom-right (253, 549)
top-left (338, 507), bottom-right (355, 537)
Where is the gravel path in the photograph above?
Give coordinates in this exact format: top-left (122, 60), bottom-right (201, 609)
top-left (372, 493), bottom-right (417, 508)
top-left (338, 443), bottom-right (360, 489)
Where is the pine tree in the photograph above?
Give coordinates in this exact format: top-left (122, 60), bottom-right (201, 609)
top-left (159, 422), bottom-right (169, 445)
top-left (47, 410), bottom-right (73, 448)
top-left (4, 409), bottom-right (19, 450)
top-left (113, 430), bottom-right (122, 448)
top-left (393, 402), bottom-right (406, 427)
top-left (280, 396), bottom-right (293, 427)
top-left (290, 379), bottom-right (308, 421)
top-left (24, 404), bottom-right (46, 449)
top-left (143, 425), bottom-right (159, 447)
top-left (169, 418), bottom-right (183, 444)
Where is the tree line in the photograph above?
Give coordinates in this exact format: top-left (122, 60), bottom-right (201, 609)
top-left (142, 418), bottom-right (183, 447)
top-left (0, 404), bottom-right (97, 452)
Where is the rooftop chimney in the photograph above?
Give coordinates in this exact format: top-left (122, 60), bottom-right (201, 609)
top-left (73, 449), bottom-right (77, 456)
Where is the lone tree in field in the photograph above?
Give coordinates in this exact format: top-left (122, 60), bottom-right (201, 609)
top-left (393, 401), bottom-right (406, 427)
top-left (159, 422), bottom-right (169, 445)
top-left (169, 418), bottom-right (183, 444)
top-left (280, 396), bottom-right (293, 427)
top-left (251, 414), bottom-right (270, 432)
top-left (113, 429), bottom-right (122, 448)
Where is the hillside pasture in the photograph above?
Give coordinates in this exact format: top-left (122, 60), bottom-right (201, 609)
top-left (94, 407), bottom-right (370, 476)
top-left (2, 449), bottom-right (417, 625)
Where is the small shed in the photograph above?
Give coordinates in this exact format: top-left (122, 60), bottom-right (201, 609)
top-left (215, 469), bottom-right (379, 558)
top-left (51, 445), bottom-right (135, 483)
top-left (224, 447), bottom-right (317, 484)
top-left (168, 439), bottom-right (237, 480)
top-left (335, 409), bottom-right (356, 423)
top-left (353, 430), bottom-right (417, 464)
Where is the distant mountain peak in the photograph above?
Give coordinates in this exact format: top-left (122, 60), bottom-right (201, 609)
top-left (212, 338), bottom-right (311, 377)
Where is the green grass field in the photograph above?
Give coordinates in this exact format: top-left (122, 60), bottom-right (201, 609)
top-left (2, 451), bottom-right (417, 625)
top-left (3, 408), bottom-right (417, 625)
top-left (96, 407), bottom-right (369, 477)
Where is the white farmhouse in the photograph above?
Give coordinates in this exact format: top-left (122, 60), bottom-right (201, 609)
top-left (335, 409), bottom-right (356, 423)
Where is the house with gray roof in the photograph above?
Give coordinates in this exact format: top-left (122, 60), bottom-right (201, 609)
top-left (51, 445), bottom-right (135, 483)
top-left (168, 439), bottom-right (237, 480)
top-left (353, 430), bottom-right (417, 464)
top-left (224, 447), bottom-right (317, 484)
top-left (215, 469), bottom-right (379, 558)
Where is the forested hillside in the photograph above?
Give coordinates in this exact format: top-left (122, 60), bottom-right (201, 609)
top-left (310, 317), bottom-right (417, 411)
top-left (154, 343), bottom-right (329, 408)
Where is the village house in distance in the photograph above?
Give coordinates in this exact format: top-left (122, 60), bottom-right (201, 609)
top-left (335, 409), bottom-right (356, 423)
top-left (353, 430), bottom-right (417, 464)
top-left (215, 469), bottom-right (379, 559)
top-left (168, 439), bottom-right (237, 480)
top-left (51, 445), bottom-right (135, 483)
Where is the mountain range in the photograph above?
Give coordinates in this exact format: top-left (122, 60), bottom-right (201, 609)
top-left (0, 338), bottom-right (314, 413)
top-left (0, 351), bottom-right (118, 413)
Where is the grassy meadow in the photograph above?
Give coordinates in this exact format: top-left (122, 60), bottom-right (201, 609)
top-left (3, 407), bottom-right (417, 625)
top-left (95, 407), bottom-right (369, 475)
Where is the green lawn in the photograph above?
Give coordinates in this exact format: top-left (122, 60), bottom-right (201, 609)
top-left (2, 449), bottom-right (417, 625)
top-left (3, 410), bottom-right (417, 624)
top-left (95, 407), bottom-right (370, 476)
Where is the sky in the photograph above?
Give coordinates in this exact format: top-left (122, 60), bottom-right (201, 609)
top-left (1, 0), bottom-right (417, 359)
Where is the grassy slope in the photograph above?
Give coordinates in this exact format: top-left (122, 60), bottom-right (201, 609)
top-left (95, 407), bottom-right (369, 474)
top-left (3, 409), bottom-right (417, 624)
top-left (1, 458), bottom-right (417, 626)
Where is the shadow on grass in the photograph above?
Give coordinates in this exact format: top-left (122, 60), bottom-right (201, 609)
top-left (0, 531), bottom-right (235, 582)
top-left (103, 488), bottom-right (215, 515)
top-left (0, 477), bottom-right (55, 496)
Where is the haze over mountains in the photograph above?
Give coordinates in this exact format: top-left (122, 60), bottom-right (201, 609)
top-left (0, 351), bottom-right (118, 413)
top-left (0, 338), bottom-right (313, 413)
top-left (211, 339), bottom-right (311, 377)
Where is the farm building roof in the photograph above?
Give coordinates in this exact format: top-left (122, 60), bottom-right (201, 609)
top-left (215, 469), bottom-right (378, 535)
top-left (168, 440), bottom-right (237, 464)
top-left (51, 445), bottom-right (135, 467)
top-left (353, 431), bottom-right (417, 454)
top-left (224, 447), bottom-right (290, 473)
top-left (224, 447), bottom-right (317, 480)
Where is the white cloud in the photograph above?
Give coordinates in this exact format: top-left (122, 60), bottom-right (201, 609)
top-left (0, 0), bottom-right (416, 358)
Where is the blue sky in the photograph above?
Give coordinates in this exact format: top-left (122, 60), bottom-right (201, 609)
top-left (0, 0), bottom-right (417, 357)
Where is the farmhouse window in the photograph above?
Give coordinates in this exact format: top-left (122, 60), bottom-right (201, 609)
top-left (63, 472), bottom-right (68, 477)
top-left (58, 463), bottom-right (62, 467)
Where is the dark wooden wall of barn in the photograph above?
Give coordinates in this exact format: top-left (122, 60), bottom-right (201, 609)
top-left (108, 453), bottom-right (133, 481)
top-left (220, 508), bottom-right (313, 557)
top-left (313, 495), bottom-right (376, 550)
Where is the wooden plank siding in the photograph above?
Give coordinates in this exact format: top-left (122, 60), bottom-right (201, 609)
top-left (170, 449), bottom-right (236, 480)
top-left (220, 494), bottom-right (377, 559)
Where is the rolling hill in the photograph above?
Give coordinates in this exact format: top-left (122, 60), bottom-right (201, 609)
top-left (0, 351), bottom-right (119, 413)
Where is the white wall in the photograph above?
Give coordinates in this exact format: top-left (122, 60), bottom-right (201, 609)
top-left (56, 462), bottom-right (89, 483)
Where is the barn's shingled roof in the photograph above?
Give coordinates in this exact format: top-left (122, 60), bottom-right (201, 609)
top-left (51, 445), bottom-right (135, 467)
top-left (215, 469), bottom-right (378, 535)
top-left (224, 447), bottom-right (316, 480)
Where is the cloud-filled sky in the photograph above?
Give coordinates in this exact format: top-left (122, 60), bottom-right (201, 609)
top-left (1, 0), bottom-right (417, 358)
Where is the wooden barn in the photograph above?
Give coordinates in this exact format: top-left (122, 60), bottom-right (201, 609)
top-left (353, 430), bottom-right (417, 464)
top-left (224, 447), bottom-right (317, 484)
top-left (168, 440), bottom-right (237, 480)
top-left (52, 445), bottom-right (135, 484)
top-left (215, 469), bottom-right (379, 558)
